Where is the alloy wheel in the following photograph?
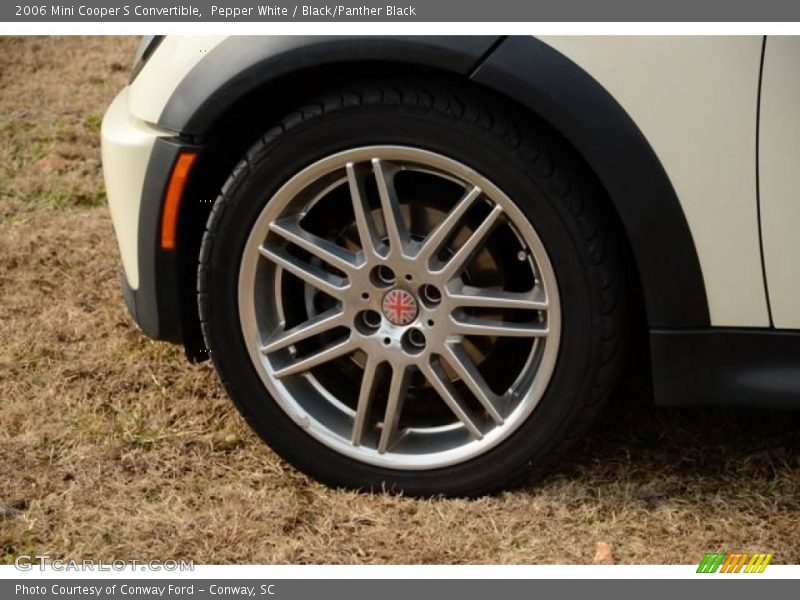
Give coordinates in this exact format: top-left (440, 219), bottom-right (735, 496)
top-left (238, 146), bottom-right (561, 469)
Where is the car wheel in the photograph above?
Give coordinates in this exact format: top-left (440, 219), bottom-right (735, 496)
top-left (198, 81), bottom-right (630, 496)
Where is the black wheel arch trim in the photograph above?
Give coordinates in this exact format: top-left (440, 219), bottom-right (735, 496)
top-left (471, 36), bottom-right (710, 328)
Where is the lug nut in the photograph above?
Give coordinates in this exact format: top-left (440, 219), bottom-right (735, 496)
top-left (402, 328), bottom-right (426, 354)
top-left (355, 309), bottom-right (382, 334)
top-left (370, 265), bottom-right (396, 287)
top-left (420, 284), bottom-right (442, 307)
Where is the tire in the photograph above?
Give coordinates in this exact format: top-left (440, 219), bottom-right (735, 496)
top-left (198, 81), bottom-right (630, 497)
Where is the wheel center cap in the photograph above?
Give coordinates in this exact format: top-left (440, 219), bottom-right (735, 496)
top-left (381, 288), bottom-right (418, 326)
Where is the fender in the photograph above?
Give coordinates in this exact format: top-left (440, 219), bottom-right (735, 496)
top-left (472, 37), bottom-right (710, 328)
top-left (156, 34), bottom-right (708, 352)
top-left (158, 36), bottom-right (502, 136)
top-left (162, 36), bottom-right (709, 328)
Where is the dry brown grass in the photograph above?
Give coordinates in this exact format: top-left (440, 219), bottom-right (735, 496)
top-left (1, 36), bottom-right (799, 565)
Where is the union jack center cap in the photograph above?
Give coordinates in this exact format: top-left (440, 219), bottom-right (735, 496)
top-left (381, 288), bottom-right (419, 326)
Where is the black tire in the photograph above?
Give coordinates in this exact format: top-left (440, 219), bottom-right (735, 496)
top-left (198, 81), bottom-right (631, 497)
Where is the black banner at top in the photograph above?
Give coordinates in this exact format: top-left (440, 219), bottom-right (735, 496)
top-left (6, 0), bottom-right (800, 22)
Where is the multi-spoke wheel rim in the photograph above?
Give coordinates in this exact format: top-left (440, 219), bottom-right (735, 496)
top-left (238, 146), bottom-right (561, 469)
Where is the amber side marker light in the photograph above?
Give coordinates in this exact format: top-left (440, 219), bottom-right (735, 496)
top-left (160, 152), bottom-right (198, 250)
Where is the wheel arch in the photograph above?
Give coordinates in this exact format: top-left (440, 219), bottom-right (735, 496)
top-left (168, 36), bottom-right (709, 360)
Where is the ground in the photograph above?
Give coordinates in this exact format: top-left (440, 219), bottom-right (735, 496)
top-left (1, 36), bottom-right (798, 565)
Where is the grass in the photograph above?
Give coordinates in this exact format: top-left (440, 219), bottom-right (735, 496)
top-left (1, 36), bottom-right (799, 565)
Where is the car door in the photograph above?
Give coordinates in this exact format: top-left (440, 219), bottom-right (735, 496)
top-left (758, 36), bottom-right (800, 329)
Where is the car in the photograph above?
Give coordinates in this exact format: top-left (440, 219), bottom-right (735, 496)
top-left (101, 35), bottom-right (800, 496)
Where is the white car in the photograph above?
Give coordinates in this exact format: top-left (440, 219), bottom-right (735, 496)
top-left (102, 35), bottom-right (800, 496)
